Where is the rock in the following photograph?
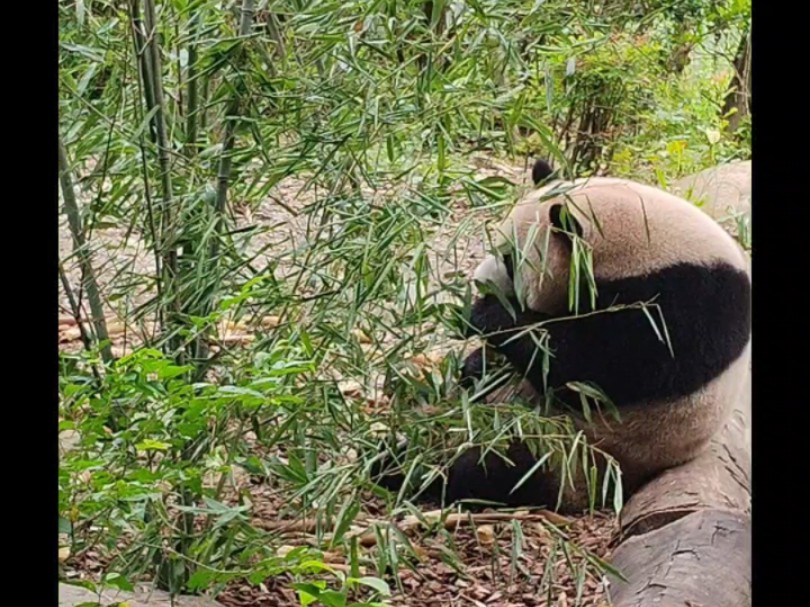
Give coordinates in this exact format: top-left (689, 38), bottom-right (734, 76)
top-left (59, 582), bottom-right (225, 607)
top-left (59, 429), bottom-right (81, 454)
top-left (670, 160), bottom-right (751, 238)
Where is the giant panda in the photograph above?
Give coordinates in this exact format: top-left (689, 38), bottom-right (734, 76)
top-left (371, 160), bottom-right (751, 513)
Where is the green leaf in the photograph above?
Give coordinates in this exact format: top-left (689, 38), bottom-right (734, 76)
top-left (352, 577), bottom-right (391, 597)
top-left (134, 440), bottom-right (171, 452)
top-left (103, 573), bottom-right (134, 592)
top-left (187, 569), bottom-right (219, 592)
top-left (330, 498), bottom-right (360, 547)
top-left (58, 516), bottom-right (72, 534)
top-left (316, 590), bottom-right (348, 607)
top-left (293, 582), bottom-right (325, 606)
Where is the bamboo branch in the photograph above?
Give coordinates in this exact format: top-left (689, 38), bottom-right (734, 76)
top-left (58, 136), bottom-right (113, 364)
top-left (259, 508), bottom-right (574, 549)
top-left (58, 264), bottom-right (103, 382)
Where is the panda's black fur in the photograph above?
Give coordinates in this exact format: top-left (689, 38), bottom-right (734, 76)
top-left (464, 263), bottom-right (750, 407)
top-left (531, 158), bottom-right (555, 186)
top-left (370, 160), bottom-right (751, 512)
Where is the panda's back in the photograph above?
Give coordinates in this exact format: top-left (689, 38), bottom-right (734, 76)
top-left (545, 178), bottom-right (749, 281)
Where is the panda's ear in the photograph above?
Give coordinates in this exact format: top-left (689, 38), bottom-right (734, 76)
top-left (532, 159), bottom-right (554, 185)
top-left (549, 203), bottom-right (583, 238)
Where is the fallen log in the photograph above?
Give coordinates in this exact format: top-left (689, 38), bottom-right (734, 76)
top-left (608, 508), bottom-right (751, 607)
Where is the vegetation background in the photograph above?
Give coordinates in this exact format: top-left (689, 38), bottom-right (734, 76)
top-left (58, 0), bottom-right (751, 605)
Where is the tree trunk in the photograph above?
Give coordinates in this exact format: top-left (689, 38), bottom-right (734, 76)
top-left (722, 30), bottom-right (752, 133)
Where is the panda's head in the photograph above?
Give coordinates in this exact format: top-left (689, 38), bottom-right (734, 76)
top-left (473, 168), bottom-right (748, 316)
top-left (473, 192), bottom-right (585, 316)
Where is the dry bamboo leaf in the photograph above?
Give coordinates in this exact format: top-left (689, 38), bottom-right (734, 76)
top-left (59, 327), bottom-right (82, 343)
top-left (333, 509), bottom-right (575, 551)
top-left (221, 332), bottom-right (255, 345)
top-left (395, 509), bottom-right (572, 533)
top-left (259, 315), bottom-right (281, 329)
top-left (411, 544), bottom-right (429, 561)
top-left (352, 328), bottom-right (372, 344)
top-left (338, 380), bottom-right (363, 398)
top-left (322, 550), bottom-right (344, 563)
top-left (476, 524), bottom-right (495, 547)
top-left (259, 519), bottom-right (319, 534)
top-left (337, 447), bottom-right (358, 465)
top-left (369, 422), bottom-right (390, 439)
top-left (409, 354), bottom-right (430, 367)
top-left (426, 352), bottom-right (444, 365)
top-left (329, 563), bottom-right (367, 575)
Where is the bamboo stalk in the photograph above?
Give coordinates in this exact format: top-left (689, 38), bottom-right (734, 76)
top-left (141, 0), bottom-right (184, 363)
top-left (58, 264), bottom-right (102, 382)
top-left (212, 0), bottom-right (257, 221)
top-left (58, 137), bottom-right (113, 365)
top-left (184, 12), bottom-right (201, 157)
top-left (127, 0), bottom-right (168, 340)
top-left (142, 0), bottom-right (176, 243)
top-left (190, 0), bottom-right (256, 373)
top-left (266, 12), bottom-right (286, 61)
top-left (128, 0), bottom-right (157, 144)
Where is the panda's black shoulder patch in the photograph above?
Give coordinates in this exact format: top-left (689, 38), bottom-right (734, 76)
top-left (470, 261), bottom-right (751, 406)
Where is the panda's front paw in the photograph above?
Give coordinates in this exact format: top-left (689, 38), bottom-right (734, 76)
top-left (470, 295), bottom-right (517, 337)
top-left (459, 347), bottom-right (486, 389)
top-left (459, 346), bottom-right (513, 403)
top-left (369, 439), bottom-right (409, 491)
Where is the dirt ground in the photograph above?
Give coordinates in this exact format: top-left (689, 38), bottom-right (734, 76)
top-left (220, 481), bottom-right (616, 606)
